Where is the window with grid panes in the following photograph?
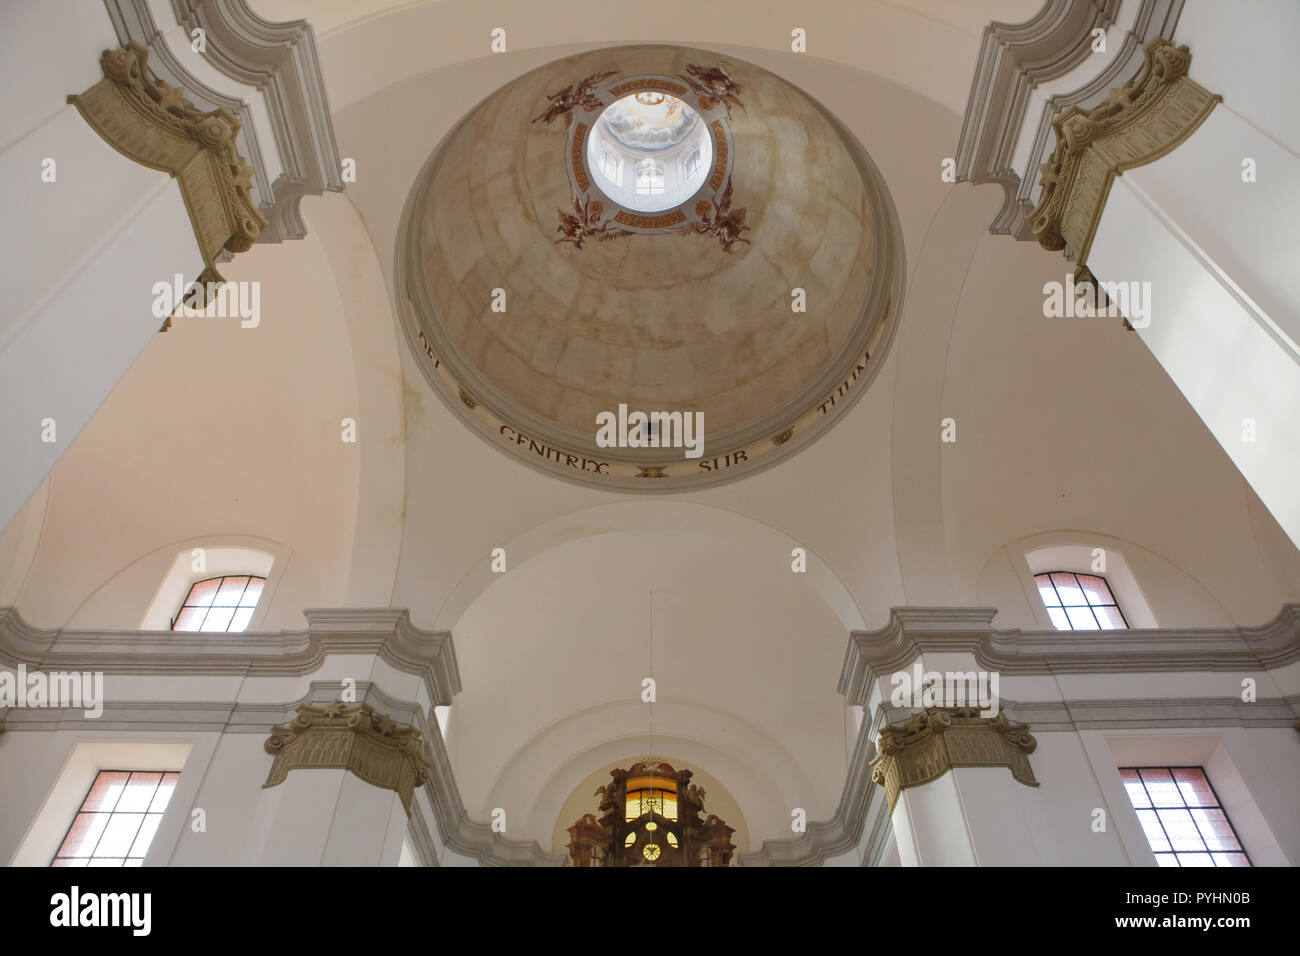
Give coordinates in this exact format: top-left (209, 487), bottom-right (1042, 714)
top-left (51, 770), bottom-right (180, 866)
top-left (1119, 767), bottom-right (1251, 867)
top-left (171, 575), bottom-right (265, 632)
top-left (1034, 571), bottom-right (1127, 630)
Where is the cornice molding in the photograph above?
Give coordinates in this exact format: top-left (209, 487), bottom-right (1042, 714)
top-left (68, 41), bottom-right (267, 281)
top-left (8, 602), bottom-right (1296, 866)
top-left (737, 702), bottom-right (892, 867)
top-left (736, 602), bottom-right (1300, 865)
top-left (1000, 695), bottom-right (1300, 731)
top-left (264, 700), bottom-right (430, 815)
top-left (170, 0), bottom-right (344, 241)
top-left (957, 0), bottom-right (1186, 239)
top-left (839, 604), bottom-right (1300, 707)
top-left (418, 719), bottom-right (568, 866)
top-left (870, 707), bottom-right (1039, 814)
top-left (103, 0), bottom-right (269, 217)
top-left (104, 0), bottom-right (343, 242)
top-left (0, 675), bottom-right (563, 866)
top-left (956, 0), bottom-right (1122, 236)
top-left (405, 797), bottom-right (440, 867)
top-left (1028, 36), bottom-right (1220, 266)
top-left (0, 606), bottom-right (461, 708)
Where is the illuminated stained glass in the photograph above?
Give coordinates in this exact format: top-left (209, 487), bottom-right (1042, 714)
top-left (625, 777), bottom-right (678, 821)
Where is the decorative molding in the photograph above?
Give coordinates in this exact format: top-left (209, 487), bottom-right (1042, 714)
top-left (0, 679), bottom-right (418, 734)
top-left (102, 0), bottom-right (342, 242)
top-left (1029, 36), bottom-right (1220, 266)
top-left (738, 601), bottom-right (1300, 865)
top-left (546, 67), bottom-right (747, 250)
top-left (68, 41), bottom-right (267, 281)
top-left (1016, 0), bottom-right (1185, 223)
top-left (870, 708), bottom-right (1039, 813)
top-left (999, 695), bottom-right (1300, 731)
top-left (415, 700), bottom-right (567, 867)
top-left (404, 797), bottom-right (440, 867)
top-left (737, 701), bottom-right (891, 867)
top-left (840, 604), bottom-right (1300, 704)
top-left (957, 0), bottom-right (1187, 239)
top-left (396, 52), bottom-right (907, 495)
top-left (169, 0), bottom-right (345, 241)
top-left (104, 0), bottom-right (272, 219)
top-left (956, 0), bottom-right (1122, 236)
top-left (0, 607), bottom-right (461, 709)
top-left (11, 603), bottom-right (1297, 865)
top-left (0, 614), bottom-right (559, 865)
top-left (264, 701), bottom-right (429, 815)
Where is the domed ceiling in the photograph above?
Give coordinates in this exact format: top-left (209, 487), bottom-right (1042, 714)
top-left (397, 45), bottom-right (904, 491)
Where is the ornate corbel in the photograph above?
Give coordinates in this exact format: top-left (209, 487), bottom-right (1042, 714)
top-left (68, 41), bottom-right (268, 285)
top-left (263, 701), bottom-right (431, 815)
top-left (870, 707), bottom-right (1039, 813)
top-left (1029, 36), bottom-right (1220, 268)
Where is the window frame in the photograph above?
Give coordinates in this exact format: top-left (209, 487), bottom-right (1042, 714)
top-left (682, 146), bottom-right (702, 179)
top-left (1019, 540), bottom-right (1157, 629)
top-left (599, 147), bottom-right (620, 186)
top-left (170, 574), bottom-right (267, 632)
top-left (50, 769), bottom-right (181, 867)
top-left (141, 544), bottom-right (279, 631)
top-left (1033, 570), bottom-right (1128, 631)
top-left (634, 158), bottom-right (666, 196)
top-left (1117, 765), bottom-right (1252, 868)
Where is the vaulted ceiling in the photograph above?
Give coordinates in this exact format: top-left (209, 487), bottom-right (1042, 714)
top-left (3, 0), bottom-right (1298, 856)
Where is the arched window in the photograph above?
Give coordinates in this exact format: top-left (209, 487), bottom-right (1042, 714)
top-left (142, 545), bottom-right (277, 630)
top-left (635, 159), bottom-right (665, 196)
top-left (171, 575), bottom-right (265, 632)
top-left (1034, 571), bottom-right (1127, 630)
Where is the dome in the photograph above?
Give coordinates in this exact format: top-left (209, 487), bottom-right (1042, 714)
top-left (396, 45), bottom-right (904, 491)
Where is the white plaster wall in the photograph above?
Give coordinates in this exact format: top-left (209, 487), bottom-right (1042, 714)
top-left (0, 0), bottom-right (118, 154)
top-left (1177, 0), bottom-right (1300, 156)
top-left (1091, 171), bottom-right (1300, 554)
top-left (3, 203), bottom-right (363, 630)
top-left (0, 2), bottom-right (211, 534)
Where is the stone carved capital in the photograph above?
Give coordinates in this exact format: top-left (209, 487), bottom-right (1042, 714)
top-left (1029, 37), bottom-right (1220, 267)
top-left (263, 701), bottom-right (430, 815)
top-left (68, 41), bottom-right (267, 281)
top-left (870, 707), bottom-right (1039, 814)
